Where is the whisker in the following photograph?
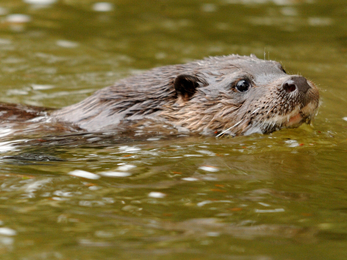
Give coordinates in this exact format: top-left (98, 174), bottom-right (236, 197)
top-left (216, 119), bottom-right (243, 138)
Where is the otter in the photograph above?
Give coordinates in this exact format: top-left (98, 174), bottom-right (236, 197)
top-left (1, 55), bottom-right (319, 137)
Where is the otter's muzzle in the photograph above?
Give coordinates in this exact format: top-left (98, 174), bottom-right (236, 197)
top-left (282, 76), bottom-right (311, 94)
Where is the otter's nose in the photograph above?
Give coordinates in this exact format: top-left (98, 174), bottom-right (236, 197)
top-left (282, 76), bottom-right (311, 94)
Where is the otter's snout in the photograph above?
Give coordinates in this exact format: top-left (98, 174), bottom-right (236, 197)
top-left (282, 76), bottom-right (311, 94)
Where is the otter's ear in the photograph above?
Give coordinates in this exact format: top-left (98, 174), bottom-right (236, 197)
top-left (174, 75), bottom-right (205, 101)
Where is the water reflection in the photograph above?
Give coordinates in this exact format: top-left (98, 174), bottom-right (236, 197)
top-left (56, 40), bottom-right (79, 48)
top-left (24, 0), bottom-right (57, 5)
top-left (5, 14), bottom-right (31, 32)
top-left (0, 227), bottom-right (16, 236)
top-left (92, 2), bottom-right (114, 12)
top-left (68, 170), bottom-right (100, 180)
top-left (0, 0), bottom-right (346, 259)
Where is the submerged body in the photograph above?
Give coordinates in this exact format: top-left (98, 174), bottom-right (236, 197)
top-left (2, 55), bottom-right (320, 137)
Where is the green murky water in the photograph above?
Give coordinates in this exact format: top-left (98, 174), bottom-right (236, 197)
top-left (0, 0), bottom-right (347, 259)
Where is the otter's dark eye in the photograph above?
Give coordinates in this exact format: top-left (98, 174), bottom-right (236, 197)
top-left (235, 80), bottom-right (251, 92)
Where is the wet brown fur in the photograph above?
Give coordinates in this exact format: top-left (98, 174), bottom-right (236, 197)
top-left (0, 55), bottom-right (320, 137)
top-left (52, 55), bottom-right (319, 136)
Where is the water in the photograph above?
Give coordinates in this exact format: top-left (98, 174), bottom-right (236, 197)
top-left (0, 0), bottom-right (347, 259)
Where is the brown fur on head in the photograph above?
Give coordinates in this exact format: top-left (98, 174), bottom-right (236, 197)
top-left (52, 55), bottom-right (319, 136)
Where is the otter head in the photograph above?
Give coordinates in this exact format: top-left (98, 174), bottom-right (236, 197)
top-left (164, 55), bottom-right (319, 136)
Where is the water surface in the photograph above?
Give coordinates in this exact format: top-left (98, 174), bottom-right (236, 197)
top-left (0, 0), bottom-right (347, 259)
